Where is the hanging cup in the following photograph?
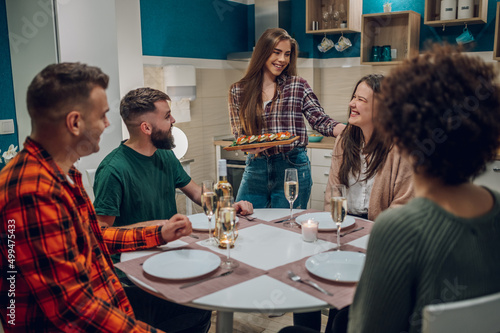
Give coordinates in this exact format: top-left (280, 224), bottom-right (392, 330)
top-left (456, 27), bottom-right (474, 44)
top-left (334, 36), bottom-right (352, 52)
top-left (318, 36), bottom-right (334, 53)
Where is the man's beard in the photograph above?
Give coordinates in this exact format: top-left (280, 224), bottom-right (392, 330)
top-left (151, 126), bottom-right (176, 150)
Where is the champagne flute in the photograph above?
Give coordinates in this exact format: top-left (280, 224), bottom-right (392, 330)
top-left (330, 184), bottom-right (347, 251)
top-left (218, 196), bottom-right (239, 269)
top-left (284, 168), bottom-right (299, 227)
top-left (332, 2), bottom-right (340, 29)
top-left (201, 180), bottom-right (217, 246)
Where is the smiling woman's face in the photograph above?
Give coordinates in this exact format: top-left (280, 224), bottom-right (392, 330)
top-left (263, 39), bottom-right (291, 79)
top-left (348, 81), bottom-right (374, 135)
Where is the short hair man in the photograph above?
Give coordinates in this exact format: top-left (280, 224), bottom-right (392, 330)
top-left (93, 87), bottom-right (252, 229)
top-left (0, 63), bottom-right (208, 332)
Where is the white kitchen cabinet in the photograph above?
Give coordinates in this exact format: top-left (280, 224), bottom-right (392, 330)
top-left (309, 148), bottom-right (333, 210)
top-left (473, 161), bottom-right (500, 193)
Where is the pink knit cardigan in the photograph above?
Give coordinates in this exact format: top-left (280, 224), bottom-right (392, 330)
top-left (323, 137), bottom-right (415, 221)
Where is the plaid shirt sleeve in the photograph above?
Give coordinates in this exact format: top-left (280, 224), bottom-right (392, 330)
top-left (300, 78), bottom-right (339, 136)
top-left (229, 82), bottom-right (243, 139)
top-left (0, 193), bottom-right (161, 333)
top-left (0, 140), bottom-right (162, 332)
top-left (101, 224), bottom-right (165, 254)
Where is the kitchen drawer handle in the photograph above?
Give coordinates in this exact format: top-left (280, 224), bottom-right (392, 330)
top-left (227, 164), bottom-right (246, 169)
top-left (493, 167), bottom-right (500, 173)
top-left (324, 172), bottom-right (330, 176)
top-left (323, 154), bottom-right (332, 158)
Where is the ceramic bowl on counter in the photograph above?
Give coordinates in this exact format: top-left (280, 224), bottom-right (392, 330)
top-left (308, 134), bottom-right (324, 142)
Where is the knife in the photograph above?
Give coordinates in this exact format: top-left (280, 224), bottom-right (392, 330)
top-left (180, 270), bottom-right (233, 289)
top-left (274, 217), bottom-right (292, 223)
top-left (340, 226), bottom-right (364, 237)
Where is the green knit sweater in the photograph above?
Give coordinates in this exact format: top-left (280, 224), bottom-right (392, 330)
top-left (348, 189), bottom-right (500, 333)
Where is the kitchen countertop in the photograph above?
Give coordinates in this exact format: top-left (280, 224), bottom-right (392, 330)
top-left (213, 136), bottom-right (336, 150)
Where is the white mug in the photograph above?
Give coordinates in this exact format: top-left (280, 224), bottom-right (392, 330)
top-left (335, 36), bottom-right (352, 52)
top-left (318, 37), bottom-right (334, 53)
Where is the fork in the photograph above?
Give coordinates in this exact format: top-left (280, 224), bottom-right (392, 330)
top-left (238, 214), bottom-right (256, 221)
top-left (287, 271), bottom-right (333, 296)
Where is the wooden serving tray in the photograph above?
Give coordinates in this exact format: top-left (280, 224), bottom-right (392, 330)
top-left (223, 136), bottom-right (299, 151)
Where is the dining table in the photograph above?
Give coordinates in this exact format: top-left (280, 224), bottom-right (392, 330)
top-left (116, 208), bottom-right (373, 333)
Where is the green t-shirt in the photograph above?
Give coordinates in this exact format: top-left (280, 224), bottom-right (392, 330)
top-left (93, 142), bottom-right (191, 226)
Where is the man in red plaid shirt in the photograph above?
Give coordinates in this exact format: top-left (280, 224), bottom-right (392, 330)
top-left (0, 63), bottom-right (210, 332)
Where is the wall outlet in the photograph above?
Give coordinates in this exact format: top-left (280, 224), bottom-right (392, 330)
top-left (0, 119), bottom-right (15, 135)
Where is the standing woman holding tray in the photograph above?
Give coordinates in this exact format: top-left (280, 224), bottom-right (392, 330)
top-left (228, 28), bottom-right (345, 208)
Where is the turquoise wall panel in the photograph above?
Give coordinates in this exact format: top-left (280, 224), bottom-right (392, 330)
top-left (140, 0), bottom-right (250, 59)
top-left (140, 0), bottom-right (498, 59)
top-left (0, 0), bottom-right (18, 169)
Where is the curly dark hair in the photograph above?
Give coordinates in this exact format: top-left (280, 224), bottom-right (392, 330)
top-left (376, 44), bottom-right (500, 185)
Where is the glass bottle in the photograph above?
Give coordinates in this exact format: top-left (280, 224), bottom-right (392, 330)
top-left (214, 159), bottom-right (236, 248)
top-left (214, 159), bottom-right (233, 199)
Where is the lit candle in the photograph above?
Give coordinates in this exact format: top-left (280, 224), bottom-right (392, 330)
top-left (302, 219), bottom-right (319, 242)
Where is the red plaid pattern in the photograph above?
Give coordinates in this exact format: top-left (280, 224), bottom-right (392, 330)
top-left (0, 138), bottom-right (163, 332)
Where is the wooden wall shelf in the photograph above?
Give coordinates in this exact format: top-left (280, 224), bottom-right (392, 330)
top-left (360, 11), bottom-right (421, 66)
top-left (424, 0), bottom-right (488, 27)
top-left (305, 0), bottom-right (362, 34)
top-left (494, 2), bottom-right (500, 60)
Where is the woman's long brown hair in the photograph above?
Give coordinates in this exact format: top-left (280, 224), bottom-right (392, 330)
top-left (237, 28), bottom-right (298, 135)
top-left (339, 74), bottom-right (392, 188)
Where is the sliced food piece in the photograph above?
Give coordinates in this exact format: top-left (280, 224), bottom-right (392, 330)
top-left (268, 133), bottom-right (278, 141)
top-left (236, 136), bottom-right (248, 145)
top-left (276, 131), bottom-right (291, 140)
top-left (247, 135), bottom-right (259, 143)
top-left (258, 133), bottom-right (270, 142)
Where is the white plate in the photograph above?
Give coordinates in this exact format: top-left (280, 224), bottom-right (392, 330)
top-left (189, 213), bottom-right (238, 231)
top-left (172, 127), bottom-right (188, 159)
top-left (295, 212), bottom-right (355, 231)
top-left (306, 251), bottom-right (366, 283)
top-left (142, 249), bottom-right (221, 280)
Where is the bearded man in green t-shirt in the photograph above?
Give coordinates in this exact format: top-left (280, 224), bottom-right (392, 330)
top-left (94, 87), bottom-right (252, 227)
top-left (93, 87), bottom-right (253, 333)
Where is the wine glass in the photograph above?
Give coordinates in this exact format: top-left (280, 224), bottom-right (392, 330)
top-left (284, 168), bottom-right (299, 227)
top-left (218, 196), bottom-right (239, 269)
top-left (330, 184), bottom-right (347, 251)
top-left (332, 2), bottom-right (340, 29)
top-left (321, 3), bottom-right (333, 29)
top-left (201, 180), bottom-right (217, 246)
top-left (338, 3), bottom-right (347, 24)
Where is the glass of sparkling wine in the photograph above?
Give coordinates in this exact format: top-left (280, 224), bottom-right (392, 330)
top-left (284, 168), bottom-right (299, 227)
top-left (218, 196), bottom-right (239, 269)
top-left (331, 184), bottom-right (347, 251)
top-left (201, 180), bottom-right (217, 246)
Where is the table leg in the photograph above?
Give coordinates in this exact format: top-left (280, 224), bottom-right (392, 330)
top-left (215, 311), bottom-right (234, 333)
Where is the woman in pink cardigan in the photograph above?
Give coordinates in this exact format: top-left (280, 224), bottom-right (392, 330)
top-left (324, 74), bottom-right (414, 221)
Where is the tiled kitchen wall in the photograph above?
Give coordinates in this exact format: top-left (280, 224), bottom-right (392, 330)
top-left (319, 65), bottom-right (394, 123)
top-left (144, 65), bottom-right (245, 214)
